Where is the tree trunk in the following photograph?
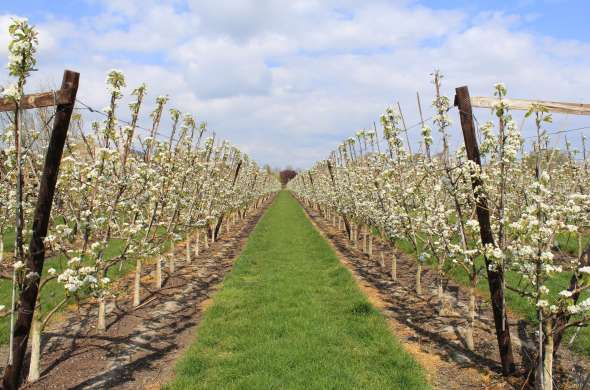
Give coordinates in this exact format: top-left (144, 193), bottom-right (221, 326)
top-left (380, 252), bottom-right (385, 268)
top-left (416, 264), bottom-right (422, 295)
top-left (542, 321), bottom-right (554, 390)
top-left (97, 266), bottom-right (107, 331)
top-left (27, 314), bottom-right (41, 383)
top-left (133, 258), bottom-right (141, 307)
top-left (186, 237), bottom-right (191, 263)
top-left (195, 231), bottom-right (200, 257)
top-left (466, 286), bottom-right (476, 351)
top-left (368, 235), bottom-right (373, 258)
top-left (155, 256), bottom-right (162, 289)
top-left (9, 267), bottom-right (16, 365)
top-left (362, 228), bottom-right (367, 253)
top-left (438, 267), bottom-right (445, 315)
top-left (391, 253), bottom-right (397, 280)
top-left (97, 296), bottom-right (106, 331)
top-left (169, 255), bottom-right (175, 274)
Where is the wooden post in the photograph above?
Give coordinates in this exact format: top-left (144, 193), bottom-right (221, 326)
top-left (2, 70), bottom-right (80, 390)
top-left (214, 216), bottom-right (224, 241)
top-left (455, 85), bottom-right (515, 376)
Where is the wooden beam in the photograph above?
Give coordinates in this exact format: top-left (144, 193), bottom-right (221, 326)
top-left (0, 88), bottom-right (75, 112)
top-left (2, 70), bottom-right (80, 390)
top-left (471, 96), bottom-right (590, 116)
top-left (455, 86), bottom-right (516, 376)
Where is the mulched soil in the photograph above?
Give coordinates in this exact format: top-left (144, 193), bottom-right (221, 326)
top-left (7, 198), bottom-right (273, 390)
top-left (300, 200), bottom-right (590, 390)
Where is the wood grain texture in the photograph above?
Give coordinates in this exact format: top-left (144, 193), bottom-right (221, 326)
top-left (0, 88), bottom-right (74, 112)
top-left (471, 96), bottom-right (590, 115)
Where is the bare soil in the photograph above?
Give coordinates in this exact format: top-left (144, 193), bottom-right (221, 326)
top-left (299, 201), bottom-right (590, 390)
top-left (7, 198), bottom-right (273, 390)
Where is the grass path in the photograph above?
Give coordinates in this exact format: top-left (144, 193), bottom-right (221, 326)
top-left (166, 191), bottom-right (429, 389)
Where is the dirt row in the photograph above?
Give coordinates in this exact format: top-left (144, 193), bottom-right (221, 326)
top-left (11, 198), bottom-right (273, 390)
top-left (300, 201), bottom-right (590, 390)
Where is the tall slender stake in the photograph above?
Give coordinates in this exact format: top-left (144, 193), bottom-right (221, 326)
top-left (2, 70), bottom-right (80, 390)
top-left (454, 85), bottom-right (515, 376)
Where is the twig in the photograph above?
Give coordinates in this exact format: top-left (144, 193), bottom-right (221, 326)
top-left (133, 296), bottom-right (158, 311)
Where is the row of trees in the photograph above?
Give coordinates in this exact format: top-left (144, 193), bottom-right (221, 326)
top-left (288, 73), bottom-right (590, 389)
top-left (0, 19), bottom-right (279, 387)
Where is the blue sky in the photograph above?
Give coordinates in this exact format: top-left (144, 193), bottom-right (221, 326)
top-left (423, 0), bottom-right (588, 40)
top-left (5, 1), bottom-right (589, 40)
top-left (1, 0), bottom-right (590, 168)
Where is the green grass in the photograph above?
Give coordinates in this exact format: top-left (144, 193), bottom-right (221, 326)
top-left (2, 229), bottom-right (15, 254)
top-left (167, 191), bottom-right (429, 390)
top-left (556, 231), bottom-right (590, 256)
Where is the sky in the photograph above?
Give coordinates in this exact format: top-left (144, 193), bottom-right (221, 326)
top-left (1, 0), bottom-right (589, 168)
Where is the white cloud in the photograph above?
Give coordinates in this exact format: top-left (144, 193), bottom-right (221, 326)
top-left (0, 15), bottom-right (15, 57)
top-left (172, 37), bottom-right (273, 98)
top-left (1, 1), bottom-right (589, 168)
top-left (90, 4), bottom-right (194, 52)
